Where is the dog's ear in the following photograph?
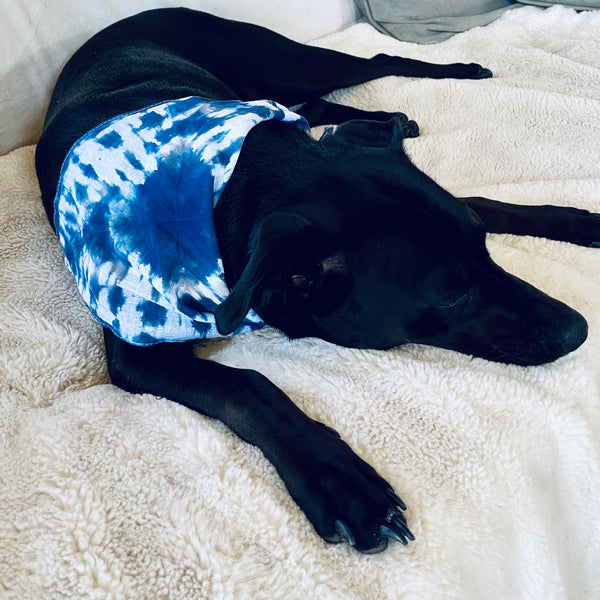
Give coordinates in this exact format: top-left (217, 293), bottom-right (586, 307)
top-left (215, 212), bottom-right (318, 335)
top-left (320, 116), bottom-right (408, 148)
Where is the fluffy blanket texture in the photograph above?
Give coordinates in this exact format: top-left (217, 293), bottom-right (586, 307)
top-left (1, 6), bottom-right (600, 599)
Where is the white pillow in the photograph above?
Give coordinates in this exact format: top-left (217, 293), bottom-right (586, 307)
top-left (0, 0), bottom-right (358, 156)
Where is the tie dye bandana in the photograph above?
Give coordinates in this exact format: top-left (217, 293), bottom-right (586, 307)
top-left (54, 96), bottom-right (310, 346)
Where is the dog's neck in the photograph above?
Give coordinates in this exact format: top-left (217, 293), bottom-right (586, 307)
top-left (215, 119), bottom-right (321, 287)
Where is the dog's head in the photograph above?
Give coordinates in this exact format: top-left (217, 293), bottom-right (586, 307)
top-left (215, 118), bottom-right (587, 366)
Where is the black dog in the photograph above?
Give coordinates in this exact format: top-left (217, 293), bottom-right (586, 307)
top-left (35, 8), bottom-right (599, 554)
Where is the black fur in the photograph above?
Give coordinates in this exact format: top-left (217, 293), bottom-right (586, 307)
top-left (35, 8), bottom-right (598, 553)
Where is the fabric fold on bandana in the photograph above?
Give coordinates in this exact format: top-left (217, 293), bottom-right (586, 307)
top-left (54, 96), bottom-right (310, 345)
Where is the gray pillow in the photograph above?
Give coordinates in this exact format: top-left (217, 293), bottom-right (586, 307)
top-left (519, 0), bottom-right (600, 6)
top-left (355, 1), bottom-right (600, 44)
top-left (355, 0), bottom-right (519, 43)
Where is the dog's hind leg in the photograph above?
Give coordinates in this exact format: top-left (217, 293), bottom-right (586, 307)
top-left (149, 9), bottom-right (491, 106)
top-left (224, 33), bottom-right (492, 106)
top-left (462, 196), bottom-right (600, 247)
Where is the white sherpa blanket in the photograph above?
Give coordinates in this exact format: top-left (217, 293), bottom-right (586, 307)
top-left (1, 6), bottom-right (600, 599)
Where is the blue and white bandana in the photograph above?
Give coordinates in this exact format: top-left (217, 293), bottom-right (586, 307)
top-left (54, 96), bottom-right (310, 346)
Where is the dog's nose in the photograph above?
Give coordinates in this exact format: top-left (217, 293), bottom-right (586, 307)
top-left (557, 309), bottom-right (588, 355)
top-left (492, 309), bottom-right (588, 366)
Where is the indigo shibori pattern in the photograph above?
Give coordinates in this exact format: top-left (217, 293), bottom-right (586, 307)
top-left (54, 96), bottom-right (310, 345)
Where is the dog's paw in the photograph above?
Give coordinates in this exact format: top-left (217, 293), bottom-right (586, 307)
top-left (551, 206), bottom-right (600, 247)
top-left (390, 112), bottom-right (419, 139)
top-left (461, 62), bottom-right (493, 79)
top-left (403, 119), bottom-right (419, 138)
top-left (282, 421), bottom-right (414, 553)
top-left (447, 62), bottom-right (493, 80)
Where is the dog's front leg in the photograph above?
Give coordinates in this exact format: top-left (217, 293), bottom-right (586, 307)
top-left (295, 98), bottom-right (420, 137)
top-left (462, 196), bottom-right (600, 247)
top-left (104, 329), bottom-right (413, 553)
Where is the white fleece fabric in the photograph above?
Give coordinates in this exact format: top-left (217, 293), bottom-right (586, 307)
top-left (1, 6), bottom-right (600, 599)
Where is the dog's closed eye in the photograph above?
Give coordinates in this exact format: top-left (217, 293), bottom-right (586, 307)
top-left (437, 289), bottom-right (472, 310)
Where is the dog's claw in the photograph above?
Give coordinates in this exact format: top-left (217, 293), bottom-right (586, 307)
top-left (392, 515), bottom-right (415, 541)
top-left (385, 488), bottom-right (407, 511)
top-left (334, 519), bottom-right (356, 546)
top-left (380, 516), bottom-right (415, 547)
top-left (380, 524), bottom-right (408, 546)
